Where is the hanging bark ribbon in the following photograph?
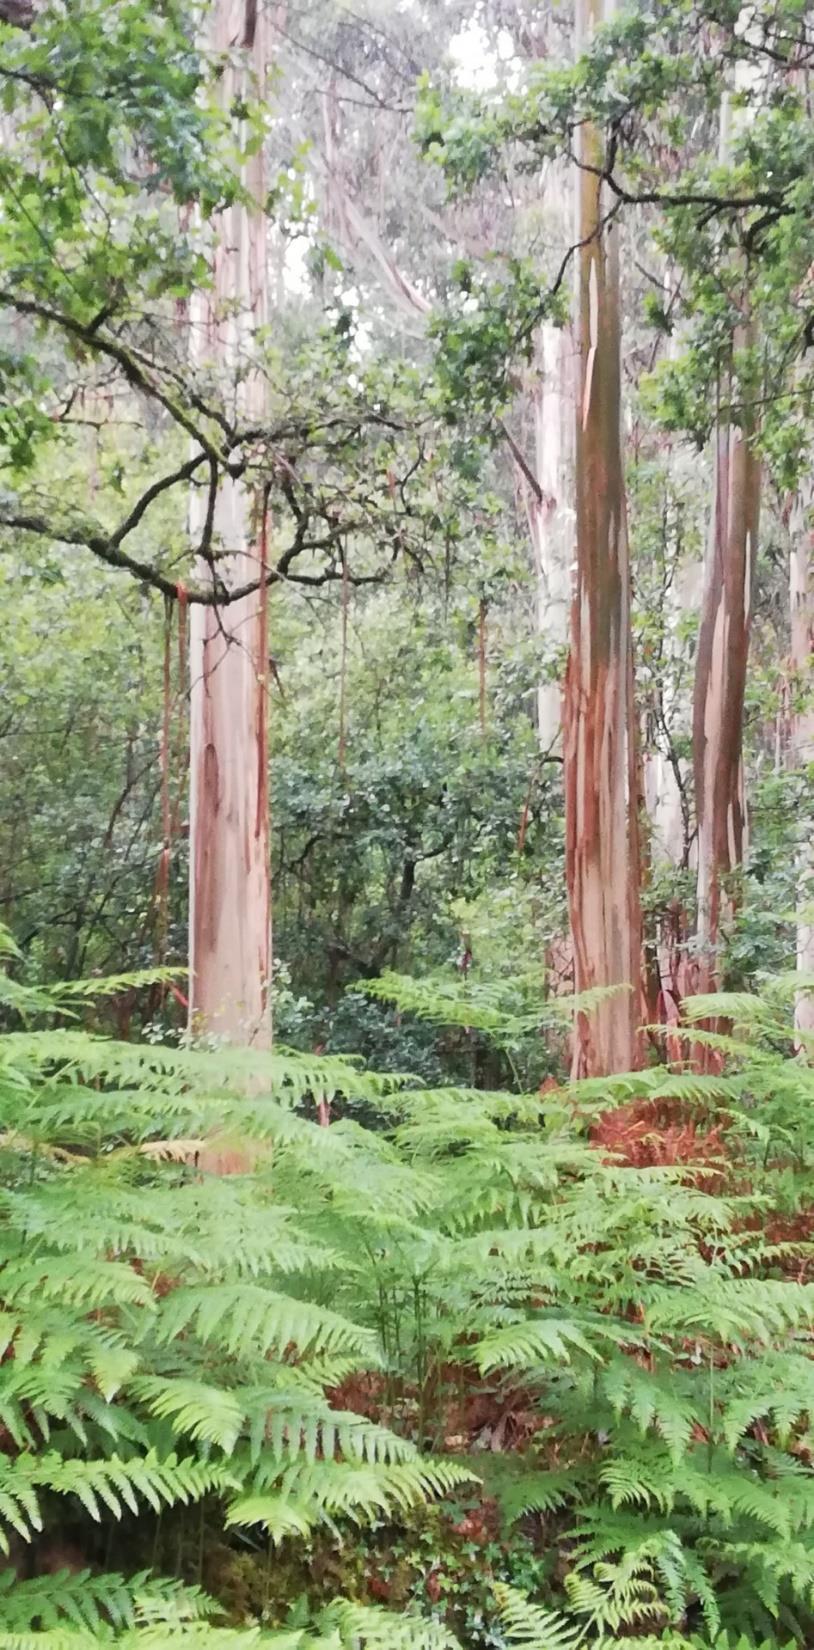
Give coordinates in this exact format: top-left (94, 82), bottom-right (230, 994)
top-left (338, 541), bottom-right (349, 771)
top-left (255, 490), bottom-right (270, 843)
top-left (517, 769), bottom-right (535, 856)
top-left (256, 487), bottom-right (272, 1036)
top-left (154, 594), bottom-right (173, 971)
top-left (170, 582), bottom-right (188, 842)
top-left (478, 596), bottom-right (487, 736)
top-left (151, 583), bottom-right (190, 1009)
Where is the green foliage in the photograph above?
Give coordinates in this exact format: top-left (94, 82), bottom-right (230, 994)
top-left (7, 12), bottom-right (814, 1645)
top-left (419, 0), bottom-right (814, 498)
top-left (0, 947), bottom-right (483, 1646)
top-left (335, 973), bottom-right (814, 1647)
top-left (430, 257), bottom-right (565, 421)
top-left (8, 960), bottom-right (814, 1650)
top-left (491, 1587), bottom-right (583, 1650)
top-left (270, 579), bottom-right (556, 1073)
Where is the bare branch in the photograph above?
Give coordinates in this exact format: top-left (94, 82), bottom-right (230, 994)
top-left (498, 418), bottom-right (543, 505)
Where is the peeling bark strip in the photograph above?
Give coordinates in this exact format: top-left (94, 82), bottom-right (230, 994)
top-left (477, 597), bottom-right (487, 736)
top-left (790, 484), bottom-right (814, 1040)
top-left (692, 72), bottom-right (761, 1000)
top-left (187, 0), bottom-right (271, 1046)
top-left (563, 0), bottom-right (643, 1079)
top-left (692, 389), bottom-right (760, 991)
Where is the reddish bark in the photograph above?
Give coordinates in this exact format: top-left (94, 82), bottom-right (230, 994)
top-left (692, 78), bottom-right (761, 1010)
top-left (338, 548), bottom-right (350, 771)
top-left (692, 383), bottom-right (760, 998)
top-left (790, 487), bottom-right (814, 1040)
top-left (477, 597), bottom-right (487, 736)
top-left (563, 0), bottom-right (643, 1078)
top-left (187, 1), bottom-right (271, 1046)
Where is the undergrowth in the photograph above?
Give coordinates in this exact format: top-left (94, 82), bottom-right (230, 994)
top-left (1, 936), bottom-right (814, 1648)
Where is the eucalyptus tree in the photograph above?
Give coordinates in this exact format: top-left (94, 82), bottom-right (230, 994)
top-left (0, 0), bottom-right (460, 1035)
top-left (421, 0), bottom-right (646, 1075)
top-left (562, 0), bottom-right (643, 1076)
top-left (790, 479), bottom-right (814, 1037)
top-left (418, 0), bottom-right (814, 1063)
top-left (186, 0), bottom-right (272, 1045)
top-left (276, 0), bottom-right (576, 758)
top-left (691, 49), bottom-right (763, 1000)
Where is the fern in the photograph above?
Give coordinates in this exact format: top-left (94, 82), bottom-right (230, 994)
top-left (154, 1283), bottom-right (378, 1363)
top-left (226, 1457), bottom-right (476, 1537)
top-left (492, 1585), bottom-right (584, 1650)
top-left (5, 950), bottom-right (814, 1645)
top-left (314, 1599), bottom-right (463, 1647)
top-left (0, 1569), bottom-right (214, 1632)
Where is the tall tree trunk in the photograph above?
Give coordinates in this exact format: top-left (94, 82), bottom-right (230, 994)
top-left (188, 0), bottom-right (271, 1045)
top-left (642, 266), bottom-right (702, 1031)
top-left (511, 56), bottom-right (575, 755)
top-left (641, 551), bottom-right (703, 1045)
top-left (643, 266), bottom-right (698, 875)
top-left (529, 320), bottom-right (575, 752)
top-left (564, 0), bottom-right (643, 1078)
top-left (790, 482), bottom-right (814, 1038)
top-left (692, 392), bottom-right (759, 992)
top-left (692, 88), bottom-right (761, 997)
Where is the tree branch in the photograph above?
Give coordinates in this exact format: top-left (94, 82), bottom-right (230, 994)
top-left (0, 292), bottom-right (226, 462)
top-left (0, 0), bottom-right (36, 27)
top-left (0, 505), bottom-right (397, 604)
top-left (110, 454), bottom-right (210, 552)
top-left (498, 418), bottom-right (542, 505)
top-left (0, 506), bottom-right (208, 602)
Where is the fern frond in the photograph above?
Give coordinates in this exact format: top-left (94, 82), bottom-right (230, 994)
top-left (360, 971), bottom-right (541, 1035)
top-left (0, 1451), bottom-right (237, 1549)
top-left (49, 967), bottom-right (187, 1005)
top-left (560, 1068), bottom-right (735, 1113)
top-left (317, 1598), bottom-right (462, 1648)
top-left (476, 1315), bottom-right (604, 1373)
top-left (226, 1456), bottom-right (477, 1536)
top-left (601, 1360), bottom-right (699, 1461)
top-left (0, 1567), bottom-right (214, 1632)
top-left (130, 1377), bottom-right (246, 1451)
top-left (680, 993), bottom-right (781, 1031)
top-left (155, 1283), bottom-right (378, 1362)
top-left (492, 1585), bottom-right (584, 1650)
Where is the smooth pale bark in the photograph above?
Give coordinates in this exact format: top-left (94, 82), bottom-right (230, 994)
top-left (320, 80), bottom-right (431, 327)
top-left (643, 458), bottom-right (704, 1028)
top-left (527, 321), bottom-right (575, 752)
top-left (790, 484), bottom-right (814, 1037)
top-left (188, 0), bottom-right (271, 1044)
top-left (643, 268), bottom-right (700, 877)
top-left (644, 753), bottom-right (685, 869)
top-left (692, 85), bottom-right (761, 996)
top-left (526, 144), bottom-right (575, 753)
top-left (564, 0), bottom-right (643, 1078)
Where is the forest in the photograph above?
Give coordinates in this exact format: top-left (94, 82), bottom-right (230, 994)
top-left (4, 0), bottom-right (814, 1645)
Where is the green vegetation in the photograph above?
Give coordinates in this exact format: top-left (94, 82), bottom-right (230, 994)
top-left (4, 0), bottom-right (814, 1644)
top-left (0, 950), bottom-right (813, 1647)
